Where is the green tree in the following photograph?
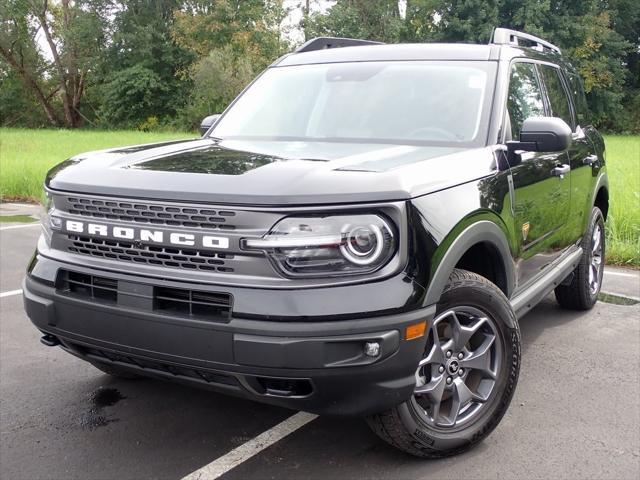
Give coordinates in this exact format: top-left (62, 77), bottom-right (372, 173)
top-left (99, 65), bottom-right (172, 126)
top-left (403, 0), bottom-right (499, 43)
top-left (552, 8), bottom-right (631, 130)
top-left (0, 0), bottom-right (110, 127)
top-left (172, 0), bottom-right (287, 69)
top-left (608, 0), bottom-right (640, 132)
top-left (180, 46), bottom-right (255, 128)
top-left (0, 60), bottom-right (46, 127)
top-left (305, 0), bottom-right (404, 43)
top-left (97, 0), bottom-right (192, 128)
top-left (172, 1), bottom-right (288, 128)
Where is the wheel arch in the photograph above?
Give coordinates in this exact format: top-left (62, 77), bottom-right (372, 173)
top-left (423, 219), bottom-right (516, 324)
top-left (579, 172), bottom-right (609, 235)
top-left (593, 180), bottom-right (609, 220)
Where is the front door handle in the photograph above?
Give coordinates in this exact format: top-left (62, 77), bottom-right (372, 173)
top-left (583, 154), bottom-right (598, 166)
top-left (552, 164), bottom-right (570, 177)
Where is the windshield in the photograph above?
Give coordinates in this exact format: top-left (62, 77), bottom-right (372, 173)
top-left (211, 61), bottom-right (496, 147)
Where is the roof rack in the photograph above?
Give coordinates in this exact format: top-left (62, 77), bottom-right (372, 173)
top-left (295, 37), bottom-right (383, 54)
top-left (491, 28), bottom-right (561, 54)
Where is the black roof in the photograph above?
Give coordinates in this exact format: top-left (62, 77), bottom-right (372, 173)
top-left (276, 42), bottom-right (569, 67)
top-left (277, 43), bottom-right (498, 66)
top-left (274, 29), bottom-right (570, 70)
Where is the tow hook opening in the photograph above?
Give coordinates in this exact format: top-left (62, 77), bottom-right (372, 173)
top-left (254, 377), bottom-right (314, 398)
top-left (40, 333), bottom-right (61, 347)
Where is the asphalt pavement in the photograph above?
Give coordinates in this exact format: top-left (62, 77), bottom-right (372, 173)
top-left (1, 207), bottom-right (639, 480)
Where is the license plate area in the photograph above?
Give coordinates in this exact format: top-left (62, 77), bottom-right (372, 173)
top-left (56, 270), bottom-right (232, 322)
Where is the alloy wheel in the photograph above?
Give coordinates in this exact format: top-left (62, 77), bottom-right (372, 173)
top-left (413, 307), bottom-right (502, 430)
top-left (589, 223), bottom-right (604, 295)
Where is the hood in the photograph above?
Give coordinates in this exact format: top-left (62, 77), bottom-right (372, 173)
top-left (46, 138), bottom-right (497, 206)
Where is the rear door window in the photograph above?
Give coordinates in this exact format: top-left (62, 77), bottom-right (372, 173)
top-left (538, 65), bottom-right (574, 129)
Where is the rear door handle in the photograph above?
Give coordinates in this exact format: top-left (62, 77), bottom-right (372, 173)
top-left (552, 164), bottom-right (570, 177)
top-left (583, 154), bottom-right (598, 166)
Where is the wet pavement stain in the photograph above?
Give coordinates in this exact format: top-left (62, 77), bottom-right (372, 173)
top-left (92, 387), bottom-right (126, 408)
top-left (77, 387), bottom-right (126, 430)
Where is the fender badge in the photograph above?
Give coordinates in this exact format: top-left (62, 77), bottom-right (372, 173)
top-left (522, 222), bottom-right (530, 241)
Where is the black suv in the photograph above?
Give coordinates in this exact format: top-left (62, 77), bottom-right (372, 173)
top-left (24, 28), bottom-right (608, 457)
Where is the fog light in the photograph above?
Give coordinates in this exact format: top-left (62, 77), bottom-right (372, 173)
top-left (364, 342), bottom-right (380, 357)
top-left (50, 216), bottom-right (62, 230)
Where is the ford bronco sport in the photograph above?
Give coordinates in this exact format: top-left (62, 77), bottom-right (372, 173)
top-left (24, 28), bottom-right (608, 457)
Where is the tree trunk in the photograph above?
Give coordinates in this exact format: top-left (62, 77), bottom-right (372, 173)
top-left (0, 45), bottom-right (61, 126)
top-left (35, 0), bottom-right (77, 127)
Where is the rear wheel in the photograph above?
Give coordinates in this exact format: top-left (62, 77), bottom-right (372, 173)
top-left (366, 269), bottom-right (520, 458)
top-left (555, 207), bottom-right (605, 310)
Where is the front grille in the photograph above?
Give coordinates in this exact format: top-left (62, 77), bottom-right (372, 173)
top-left (51, 192), bottom-right (282, 277)
top-left (66, 196), bottom-right (237, 230)
top-left (57, 270), bottom-right (233, 321)
top-left (67, 235), bottom-right (235, 273)
top-left (155, 287), bottom-right (232, 319)
top-left (58, 270), bottom-right (118, 304)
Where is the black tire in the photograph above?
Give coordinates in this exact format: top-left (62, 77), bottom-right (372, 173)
top-left (366, 269), bottom-right (521, 458)
top-left (92, 362), bottom-right (144, 380)
top-left (555, 207), bottom-right (605, 310)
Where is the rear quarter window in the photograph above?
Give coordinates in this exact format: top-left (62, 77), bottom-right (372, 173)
top-left (567, 73), bottom-right (590, 127)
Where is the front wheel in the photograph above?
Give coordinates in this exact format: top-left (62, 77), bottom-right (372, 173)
top-left (366, 269), bottom-right (521, 458)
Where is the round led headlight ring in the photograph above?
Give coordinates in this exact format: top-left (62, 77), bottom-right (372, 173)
top-left (340, 223), bottom-right (386, 266)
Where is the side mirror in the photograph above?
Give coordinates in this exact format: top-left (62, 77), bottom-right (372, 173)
top-left (506, 117), bottom-right (572, 162)
top-left (520, 117), bottom-right (572, 151)
top-left (200, 114), bottom-right (221, 137)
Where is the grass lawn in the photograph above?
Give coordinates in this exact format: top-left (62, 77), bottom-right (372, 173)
top-left (0, 128), bottom-right (195, 202)
top-left (0, 128), bottom-right (638, 266)
top-left (603, 135), bottom-right (640, 267)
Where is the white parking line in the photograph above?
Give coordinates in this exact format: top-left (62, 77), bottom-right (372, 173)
top-left (0, 223), bottom-right (40, 231)
top-left (182, 412), bottom-right (318, 480)
top-left (0, 289), bottom-right (23, 298)
top-left (601, 290), bottom-right (640, 302)
top-left (604, 270), bottom-right (638, 279)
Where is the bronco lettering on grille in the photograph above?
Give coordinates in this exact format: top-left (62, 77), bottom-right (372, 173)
top-left (64, 220), bottom-right (229, 249)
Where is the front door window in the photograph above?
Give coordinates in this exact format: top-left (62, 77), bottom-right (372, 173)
top-left (506, 62), bottom-right (545, 140)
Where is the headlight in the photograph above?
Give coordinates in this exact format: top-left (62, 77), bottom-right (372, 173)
top-left (42, 191), bottom-right (53, 239)
top-left (244, 214), bottom-right (396, 277)
top-left (42, 192), bottom-right (61, 240)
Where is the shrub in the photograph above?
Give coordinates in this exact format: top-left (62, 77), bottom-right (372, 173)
top-left (138, 116), bottom-right (160, 132)
top-left (178, 46), bottom-right (255, 130)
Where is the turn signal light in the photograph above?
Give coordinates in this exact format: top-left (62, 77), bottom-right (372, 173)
top-left (405, 321), bottom-right (427, 340)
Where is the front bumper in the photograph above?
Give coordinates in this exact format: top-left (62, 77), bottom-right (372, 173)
top-left (23, 256), bottom-right (435, 416)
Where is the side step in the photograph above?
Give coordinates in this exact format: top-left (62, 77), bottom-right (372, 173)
top-left (511, 247), bottom-right (582, 318)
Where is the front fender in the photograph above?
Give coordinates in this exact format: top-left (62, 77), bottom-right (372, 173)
top-left (422, 219), bottom-right (516, 308)
top-left (405, 171), bottom-right (517, 321)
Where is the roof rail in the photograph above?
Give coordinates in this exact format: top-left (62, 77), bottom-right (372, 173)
top-left (491, 28), bottom-right (561, 54)
top-left (295, 37), bottom-right (383, 54)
